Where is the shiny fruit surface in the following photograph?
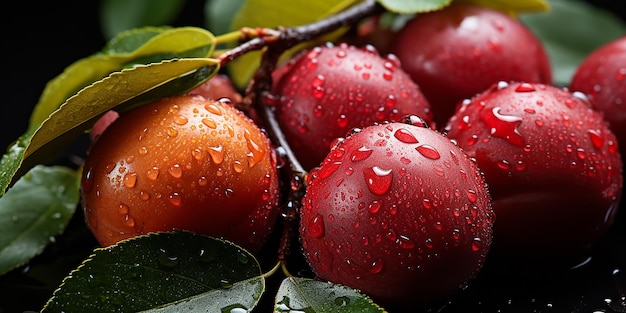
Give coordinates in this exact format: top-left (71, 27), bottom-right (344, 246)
top-left (445, 81), bottom-right (623, 267)
top-left (272, 42), bottom-right (432, 170)
top-left (81, 95), bottom-right (281, 252)
top-left (570, 36), bottom-right (626, 162)
top-left (389, 2), bottom-right (552, 128)
top-left (299, 118), bottom-right (494, 308)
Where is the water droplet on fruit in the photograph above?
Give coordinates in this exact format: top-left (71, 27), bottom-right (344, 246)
top-left (118, 203), bottom-right (129, 215)
top-left (318, 161), bottom-right (341, 179)
top-left (168, 192), bottom-right (182, 206)
top-left (587, 129), bottom-right (604, 148)
top-left (308, 213), bottom-right (325, 238)
top-left (515, 83), bottom-right (536, 92)
top-left (368, 200), bottom-right (383, 214)
top-left (370, 259), bottom-right (384, 274)
top-left (204, 103), bottom-right (222, 115)
top-left (416, 144), bottom-right (440, 160)
top-left (124, 215), bottom-right (135, 227)
top-left (233, 161), bottom-right (244, 173)
top-left (364, 166), bottom-right (393, 196)
top-left (471, 237), bottom-right (483, 252)
top-left (123, 172), bottom-right (137, 188)
top-left (166, 126), bottom-right (178, 137)
top-left (208, 145), bottom-right (224, 164)
top-left (146, 166), bottom-right (160, 180)
top-left (576, 148), bottom-right (586, 160)
top-left (174, 115), bottom-right (188, 125)
top-left (337, 115), bottom-right (348, 128)
top-left (350, 146), bottom-right (373, 162)
top-left (168, 164), bottom-right (183, 178)
top-left (394, 128), bottom-right (419, 143)
top-left (480, 107), bottom-right (525, 147)
top-left (202, 118), bottom-right (217, 129)
top-left (399, 235), bottom-right (415, 249)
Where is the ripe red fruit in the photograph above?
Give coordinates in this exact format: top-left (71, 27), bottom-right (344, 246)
top-left (271, 42), bottom-right (433, 170)
top-left (299, 117), bottom-right (494, 308)
top-left (570, 36), bottom-right (626, 162)
top-left (444, 81), bottom-right (623, 268)
top-left (81, 95), bottom-right (281, 252)
top-left (388, 2), bottom-right (552, 128)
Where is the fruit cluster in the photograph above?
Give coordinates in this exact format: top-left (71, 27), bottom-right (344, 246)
top-left (3, 1), bottom-right (624, 312)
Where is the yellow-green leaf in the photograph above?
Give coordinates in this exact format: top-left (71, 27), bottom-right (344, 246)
top-left (455, 0), bottom-right (551, 15)
top-left (12, 58), bottom-right (218, 188)
top-left (227, 0), bottom-right (360, 89)
top-left (28, 26), bottom-right (216, 130)
top-left (377, 0), bottom-right (451, 14)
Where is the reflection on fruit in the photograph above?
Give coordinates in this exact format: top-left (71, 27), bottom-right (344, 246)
top-left (81, 95), bottom-right (281, 252)
top-left (389, 2), bottom-right (552, 128)
top-left (299, 117), bottom-right (494, 308)
top-left (570, 35), bottom-right (626, 162)
top-left (271, 42), bottom-right (433, 170)
top-left (445, 81), bottom-right (623, 268)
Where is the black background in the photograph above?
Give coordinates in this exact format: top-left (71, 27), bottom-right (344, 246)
top-left (0, 1), bottom-right (625, 312)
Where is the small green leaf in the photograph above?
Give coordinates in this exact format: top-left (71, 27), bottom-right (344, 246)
top-left (99, 0), bottom-right (187, 40)
top-left (2, 58), bottom-right (218, 196)
top-left (227, 0), bottom-right (359, 89)
top-left (376, 0), bottom-right (451, 14)
top-left (275, 277), bottom-right (387, 312)
top-left (0, 165), bottom-right (79, 276)
top-left (42, 231), bottom-right (264, 312)
top-left (28, 26), bottom-right (216, 130)
top-left (520, 0), bottom-right (626, 86)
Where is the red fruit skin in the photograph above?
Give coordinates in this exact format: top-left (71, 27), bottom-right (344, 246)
top-left (187, 74), bottom-right (243, 103)
top-left (299, 120), bottom-right (494, 308)
top-left (272, 43), bottom-right (433, 170)
top-left (388, 2), bottom-right (552, 129)
top-left (81, 95), bottom-right (280, 252)
top-left (570, 36), bottom-right (626, 162)
top-left (445, 82), bottom-right (623, 267)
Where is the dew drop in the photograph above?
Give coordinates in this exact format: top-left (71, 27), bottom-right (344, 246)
top-left (480, 106), bottom-right (525, 147)
top-left (416, 144), bottom-right (441, 160)
top-left (587, 129), bottom-right (604, 148)
top-left (337, 115), bottom-right (348, 128)
top-left (168, 164), bottom-right (183, 178)
top-left (204, 103), bottom-right (222, 115)
top-left (174, 115), bottom-right (188, 125)
top-left (515, 82), bottom-right (536, 92)
top-left (169, 192), bottom-right (182, 206)
top-left (147, 167), bottom-right (160, 180)
top-left (363, 166), bottom-right (393, 196)
top-left (208, 145), bottom-right (224, 164)
top-left (166, 126), bottom-right (178, 137)
top-left (349, 146), bottom-right (372, 162)
top-left (202, 118), bottom-right (217, 129)
top-left (309, 213), bottom-right (325, 238)
top-left (394, 128), bottom-right (419, 143)
top-left (118, 203), bottom-right (129, 215)
top-left (318, 161), bottom-right (341, 179)
top-left (471, 237), bottom-right (483, 252)
top-left (368, 200), bottom-right (383, 214)
top-left (123, 172), bottom-right (137, 188)
top-left (233, 161), bottom-right (244, 173)
top-left (370, 259), bottom-right (384, 274)
top-left (124, 215), bottom-right (135, 227)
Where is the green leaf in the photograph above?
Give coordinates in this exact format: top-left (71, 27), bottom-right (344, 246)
top-left (376, 0), bottom-right (451, 14)
top-left (275, 277), bottom-right (387, 312)
top-left (0, 165), bottom-right (79, 276)
top-left (455, 0), bottom-right (550, 15)
top-left (2, 58), bottom-right (218, 197)
top-left (227, 0), bottom-right (360, 89)
top-left (99, 0), bottom-right (187, 40)
top-left (520, 0), bottom-right (626, 86)
top-left (28, 26), bottom-right (216, 130)
top-left (42, 231), bottom-right (264, 312)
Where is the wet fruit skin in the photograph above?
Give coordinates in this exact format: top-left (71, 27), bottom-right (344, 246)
top-left (570, 36), bottom-right (626, 163)
top-left (445, 81), bottom-right (623, 268)
top-left (81, 95), bottom-right (281, 252)
top-left (299, 118), bottom-right (494, 308)
top-left (271, 42), bottom-right (433, 171)
top-left (388, 2), bottom-right (552, 129)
